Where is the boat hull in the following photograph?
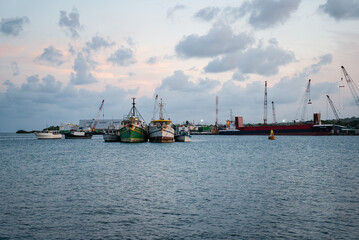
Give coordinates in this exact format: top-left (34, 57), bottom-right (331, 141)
top-left (174, 135), bottom-right (191, 142)
top-left (219, 124), bottom-right (333, 136)
top-left (149, 128), bottom-right (174, 143)
top-left (103, 133), bottom-right (121, 142)
top-left (119, 126), bottom-right (147, 143)
top-left (64, 132), bottom-right (93, 139)
top-left (35, 132), bottom-right (62, 139)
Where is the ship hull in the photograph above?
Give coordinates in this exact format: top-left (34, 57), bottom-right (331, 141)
top-left (119, 126), bottom-right (147, 143)
top-left (174, 135), bottom-right (191, 142)
top-left (103, 133), bottom-right (121, 142)
top-left (35, 132), bottom-right (62, 139)
top-left (149, 127), bottom-right (174, 143)
top-left (219, 124), bottom-right (333, 136)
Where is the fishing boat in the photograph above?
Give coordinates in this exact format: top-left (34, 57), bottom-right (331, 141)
top-left (149, 96), bottom-right (174, 143)
top-left (175, 126), bottom-right (191, 142)
top-left (35, 130), bottom-right (62, 139)
top-left (103, 124), bottom-right (121, 142)
top-left (63, 129), bottom-right (93, 139)
top-left (118, 98), bottom-right (148, 143)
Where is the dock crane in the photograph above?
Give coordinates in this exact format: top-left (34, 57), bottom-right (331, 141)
top-left (90, 99), bottom-right (104, 132)
top-left (297, 79), bottom-right (312, 122)
top-left (326, 95), bottom-right (341, 121)
top-left (341, 66), bottom-right (359, 112)
top-left (272, 101), bottom-right (277, 123)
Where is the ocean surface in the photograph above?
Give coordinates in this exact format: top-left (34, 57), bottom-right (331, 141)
top-left (0, 133), bottom-right (358, 239)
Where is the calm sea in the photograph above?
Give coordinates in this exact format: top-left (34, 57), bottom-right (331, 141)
top-left (0, 133), bottom-right (358, 239)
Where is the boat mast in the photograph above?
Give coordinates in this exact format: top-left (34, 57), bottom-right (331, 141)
top-left (159, 98), bottom-right (164, 120)
top-left (132, 98), bottom-right (136, 117)
top-left (153, 94), bottom-right (158, 120)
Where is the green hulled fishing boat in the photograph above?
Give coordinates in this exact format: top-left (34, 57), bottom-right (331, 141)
top-left (119, 98), bottom-right (148, 143)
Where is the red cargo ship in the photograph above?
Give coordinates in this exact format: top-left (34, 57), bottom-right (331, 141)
top-left (219, 113), bottom-right (333, 136)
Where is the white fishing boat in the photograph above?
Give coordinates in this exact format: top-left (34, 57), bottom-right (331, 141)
top-left (175, 126), bottom-right (191, 142)
top-left (35, 130), bottom-right (62, 139)
top-left (149, 96), bottom-right (174, 143)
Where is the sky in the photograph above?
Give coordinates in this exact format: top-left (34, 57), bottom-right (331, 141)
top-left (1, 0), bottom-right (359, 132)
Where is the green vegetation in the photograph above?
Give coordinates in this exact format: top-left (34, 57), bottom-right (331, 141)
top-left (16, 125), bottom-right (60, 134)
top-left (44, 126), bottom-right (60, 131)
top-left (16, 130), bottom-right (37, 134)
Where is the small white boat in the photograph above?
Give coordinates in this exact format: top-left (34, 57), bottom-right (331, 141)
top-left (175, 126), bottom-right (191, 142)
top-left (35, 130), bottom-right (62, 139)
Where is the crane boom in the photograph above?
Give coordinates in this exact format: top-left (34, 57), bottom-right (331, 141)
top-left (300, 79), bottom-right (312, 122)
top-left (326, 95), bottom-right (340, 121)
top-left (91, 99), bottom-right (104, 131)
top-left (341, 66), bottom-right (359, 111)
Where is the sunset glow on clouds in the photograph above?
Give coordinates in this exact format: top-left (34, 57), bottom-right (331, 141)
top-left (1, 0), bottom-right (359, 131)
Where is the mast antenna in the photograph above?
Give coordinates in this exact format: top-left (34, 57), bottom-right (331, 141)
top-left (264, 81), bottom-right (267, 125)
top-left (216, 96), bottom-right (218, 126)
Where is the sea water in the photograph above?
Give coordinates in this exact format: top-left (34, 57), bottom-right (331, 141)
top-left (0, 133), bottom-right (358, 239)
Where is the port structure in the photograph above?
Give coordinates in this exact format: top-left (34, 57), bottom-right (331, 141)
top-left (326, 95), bottom-right (341, 121)
top-left (341, 66), bottom-right (359, 112)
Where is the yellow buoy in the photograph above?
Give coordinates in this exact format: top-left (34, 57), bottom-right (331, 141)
top-left (268, 129), bottom-right (276, 140)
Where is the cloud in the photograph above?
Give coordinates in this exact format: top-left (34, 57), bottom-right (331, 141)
top-left (0, 16), bottom-right (30, 36)
top-left (152, 71), bottom-right (220, 123)
top-left (107, 47), bottom-right (136, 66)
top-left (147, 56), bottom-right (159, 64)
top-left (216, 54), bottom-right (334, 124)
top-left (159, 70), bottom-right (220, 92)
top-left (167, 4), bottom-right (186, 19)
top-left (175, 22), bottom-right (254, 58)
top-left (0, 75), bottom-right (142, 132)
top-left (11, 62), bottom-right (20, 76)
top-left (319, 0), bottom-right (359, 20)
top-left (59, 8), bottom-right (82, 38)
top-left (194, 7), bottom-right (220, 21)
top-left (35, 45), bottom-right (64, 66)
top-left (204, 40), bottom-right (295, 76)
top-left (68, 44), bottom-right (76, 55)
top-left (270, 54), bottom-right (333, 105)
top-left (232, 72), bottom-right (249, 81)
top-left (70, 52), bottom-right (97, 85)
top-left (84, 36), bottom-right (113, 52)
top-left (238, 0), bottom-right (301, 29)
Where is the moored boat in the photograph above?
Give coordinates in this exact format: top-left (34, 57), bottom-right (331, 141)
top-left (63, 129), bottom-right (93, 139)
top-left (175, 126), bottom-right (191, 142)
top-left (119, 98), bottom-right (148, 143)
top-left (103, 124), bottom-right (121, 142)
top-left (35, 130), bottom-right (62, 139)
top-left (149, 96), bottom-right (174, 143)
top-left (219, 114), bottom-right (333, 136)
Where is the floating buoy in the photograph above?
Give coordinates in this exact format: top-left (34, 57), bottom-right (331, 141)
top-left (268, 129), bottom-right (276, 140)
